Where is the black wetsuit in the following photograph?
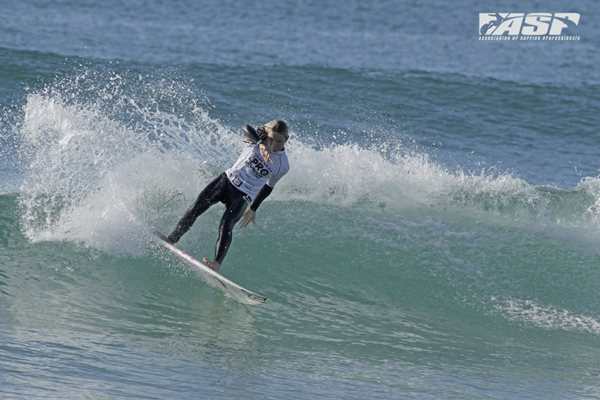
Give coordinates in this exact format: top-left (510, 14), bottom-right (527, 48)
top-left (166, 173), bottom-right (248, 265)
top-left (166, 140), bottom-right (289, 266)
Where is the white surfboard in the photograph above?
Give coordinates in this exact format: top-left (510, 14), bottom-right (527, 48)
top-left (152, 232), bottom-right (267, 305)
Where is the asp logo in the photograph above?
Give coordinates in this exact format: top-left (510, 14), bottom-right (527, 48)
top-left (479, 13), bottom-right (580, 40)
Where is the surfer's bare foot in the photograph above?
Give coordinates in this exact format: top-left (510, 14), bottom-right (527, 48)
top-left (203, 257), bottom-right (221, 272)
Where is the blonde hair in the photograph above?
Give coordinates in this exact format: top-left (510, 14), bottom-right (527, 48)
top-left (258, 120), bottom-right (289, 140)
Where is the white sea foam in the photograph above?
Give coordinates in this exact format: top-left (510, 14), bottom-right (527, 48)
top-left (492, 297), bottom-right (600, 335)
top-left (17, 76), bottom-right (236, 254)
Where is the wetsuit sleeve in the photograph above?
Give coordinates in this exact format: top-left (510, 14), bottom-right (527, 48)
top-left (249, 184), bottom-right (274, 212)
top-left (243, 125), bottom-right (265, 145)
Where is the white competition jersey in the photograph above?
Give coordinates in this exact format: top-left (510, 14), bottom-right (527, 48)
top-left (226, 143), bottom-right (290, 200)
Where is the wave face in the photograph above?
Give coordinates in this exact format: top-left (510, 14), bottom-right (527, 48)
top-left (2, 0), bottom-right (600, 398)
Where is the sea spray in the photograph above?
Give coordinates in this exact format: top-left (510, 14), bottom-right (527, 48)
top-left (17, 68), bottom-right (238, 253)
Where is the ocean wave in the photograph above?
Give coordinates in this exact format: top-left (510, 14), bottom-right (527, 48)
top-left (3, 65), bottom-right (599, 337)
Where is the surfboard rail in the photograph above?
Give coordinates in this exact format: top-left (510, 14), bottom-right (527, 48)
top-left (152, 232), bottom-right (267, 305)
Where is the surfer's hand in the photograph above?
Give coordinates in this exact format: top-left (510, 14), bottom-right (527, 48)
top-left (259, 143), bottom-right (273, 164)
top-left (239, 208), bottom-right (256, 228)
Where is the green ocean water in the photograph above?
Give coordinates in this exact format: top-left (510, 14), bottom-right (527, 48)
top-left (2, 0), bottom-right (600, 398)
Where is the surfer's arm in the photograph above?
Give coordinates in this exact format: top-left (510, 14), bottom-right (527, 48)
top-left (242, 125), bottom-right (263, 145)
top-left (250, 184), bottom-right (273, 212)
top-left (243, 125), bottom-right (273, 163)
top-left (238, 184), bottom-right (274, 228)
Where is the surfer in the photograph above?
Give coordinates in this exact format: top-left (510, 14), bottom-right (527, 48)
top-left (156, 120), bottom-right (290, 271)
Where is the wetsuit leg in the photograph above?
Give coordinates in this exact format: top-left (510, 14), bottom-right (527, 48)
top-left (168, 174), bottom-right (228, 243)
top-left (214, 187), bottom-right (248, 265)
